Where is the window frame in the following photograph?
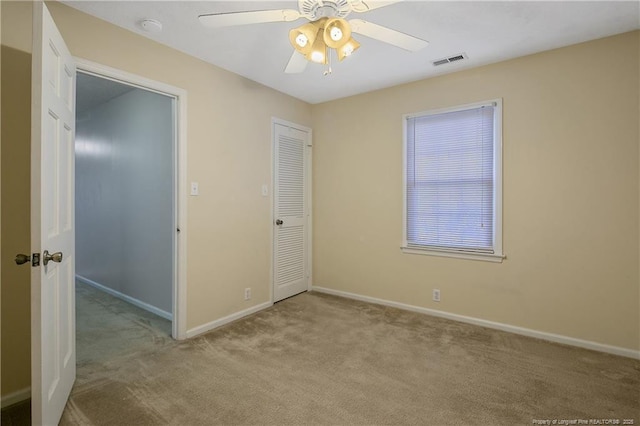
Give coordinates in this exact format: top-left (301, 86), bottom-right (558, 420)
top-left (401, 99), bottom-right (504, 263)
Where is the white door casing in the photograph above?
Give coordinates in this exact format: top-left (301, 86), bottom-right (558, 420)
top-left (31, 2), bottom-right (76, 424)
top-left (273, 120), bottom-right (311, 302)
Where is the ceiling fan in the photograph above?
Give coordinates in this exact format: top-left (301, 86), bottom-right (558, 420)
top-left (198, 0), bottom-right (429, 74)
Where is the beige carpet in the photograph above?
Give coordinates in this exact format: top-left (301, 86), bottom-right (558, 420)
top-left (75, 282), bottom-right (173, 368)
top-left (4, 282), bottom-right (639, 425)
top-left (61, 284), bottom-right (639, 425)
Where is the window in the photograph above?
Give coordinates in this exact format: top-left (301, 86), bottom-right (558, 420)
top-left (402, 100), bottom-right (503, 262)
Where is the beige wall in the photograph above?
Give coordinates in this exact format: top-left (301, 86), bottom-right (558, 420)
top-left (312, 31), bottom-right (640, 351)
top-left (1, 0), bottom-right (312, 398)
top-left (1, 44), bottom-right (32, 400)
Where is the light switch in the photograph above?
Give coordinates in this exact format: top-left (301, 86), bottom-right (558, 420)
top-left (190, 182), bottom-right (199, 196)
top-left (261, 184), bottom-right (268, 196)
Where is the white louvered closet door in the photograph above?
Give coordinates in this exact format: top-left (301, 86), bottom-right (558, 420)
top-left (273, 122), bottom-right (310, 302)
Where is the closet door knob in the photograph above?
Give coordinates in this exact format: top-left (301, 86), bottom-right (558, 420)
top-left (275, 219), bottom-right (283, 225)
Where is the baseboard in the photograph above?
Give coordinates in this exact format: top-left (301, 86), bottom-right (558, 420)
top-left (186, 301), bottom-right (273, 339)
top-left (1, 387), bottom-right (30, 409)
top-left (312, 286), bottom-right (640, 360)
top-left (76, 275), bottom-right (173, 321)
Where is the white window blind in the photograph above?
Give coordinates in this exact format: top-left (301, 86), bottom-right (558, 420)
top-left (405, 102), bottom-right (500, 255)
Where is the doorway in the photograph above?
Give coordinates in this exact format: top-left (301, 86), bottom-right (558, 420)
top-left (74, 60), bottom-right (187, 340)
top-left (75, 70), bottom-right (173, 319)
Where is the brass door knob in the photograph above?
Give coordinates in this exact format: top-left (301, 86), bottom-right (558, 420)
top-left (43, 250), bottom-right (63, 266)
top-left (15, 254), bottom-right (31, 265)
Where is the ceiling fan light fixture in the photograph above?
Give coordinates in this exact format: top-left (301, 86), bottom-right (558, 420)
top-left (296, 34), bottom-right (308, 47)
top-left (323, 18), bottom-right (351, 49)
top-left (289, 22), bottom-right (319, 54)
top-left (310, 49), bottom-right (326, 64)
top-left (337, 37), bottom-right (360, 61)
top-left (307, 29), bottom-right (328, 64)
top-left (330, 27), bottom-right (342, 41)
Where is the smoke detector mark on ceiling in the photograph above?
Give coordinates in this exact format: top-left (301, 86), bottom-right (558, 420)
top-left (433, 53), bottom-right (468, 66)
top-left (140, 19), bottom-right (163, 33)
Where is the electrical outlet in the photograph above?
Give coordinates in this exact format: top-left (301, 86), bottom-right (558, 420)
top-left (244, 288), bottom-right (251, 301)
top-left (433, 289), bottom-right (441, 302)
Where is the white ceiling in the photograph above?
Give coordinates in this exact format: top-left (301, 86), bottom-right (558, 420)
top-left (62, 1), bottom-right (640, 104)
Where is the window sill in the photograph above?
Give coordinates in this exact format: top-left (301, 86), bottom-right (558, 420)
top-left (400, 246), bottom-right (505, 263)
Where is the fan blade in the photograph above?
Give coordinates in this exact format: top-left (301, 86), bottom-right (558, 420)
top-left (199, 9), bottom-right (301, 28)
top-left (351, 0), bottom-right (403, 13)
top-left (285, 51), bottom-right (308, 74)
top-left (349, 19), bottom-right (428, 51)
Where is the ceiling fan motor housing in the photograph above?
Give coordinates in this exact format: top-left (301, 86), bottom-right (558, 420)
top-left (300, 0), bottom-right (352, 20)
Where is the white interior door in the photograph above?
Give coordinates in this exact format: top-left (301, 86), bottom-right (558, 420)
top-left (273, 121), bottom-right (311, 302)
top-left (31, 2), bottom-right (76, 424)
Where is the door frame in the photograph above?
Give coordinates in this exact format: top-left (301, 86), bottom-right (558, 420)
top-left (270, 117), bottom-right (312, 303)
top-left (75, 58), bottom-right (188, 340)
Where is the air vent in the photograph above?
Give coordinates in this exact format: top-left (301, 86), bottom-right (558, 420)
top-left (432, 53), bottom-right (468, 67)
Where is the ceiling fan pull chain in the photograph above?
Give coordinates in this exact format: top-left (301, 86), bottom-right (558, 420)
top-left (324, 49), bottom-right (333, 76)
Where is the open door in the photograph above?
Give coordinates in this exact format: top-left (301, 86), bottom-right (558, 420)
top-left (31, 2), bottom-right (76, 424)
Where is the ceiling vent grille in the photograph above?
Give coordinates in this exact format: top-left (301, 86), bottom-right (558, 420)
top-left (432, 53), bottom-right (468, 67)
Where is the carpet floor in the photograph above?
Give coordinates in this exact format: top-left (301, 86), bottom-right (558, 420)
top-left (3, 283), bottom-right (640, 425)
